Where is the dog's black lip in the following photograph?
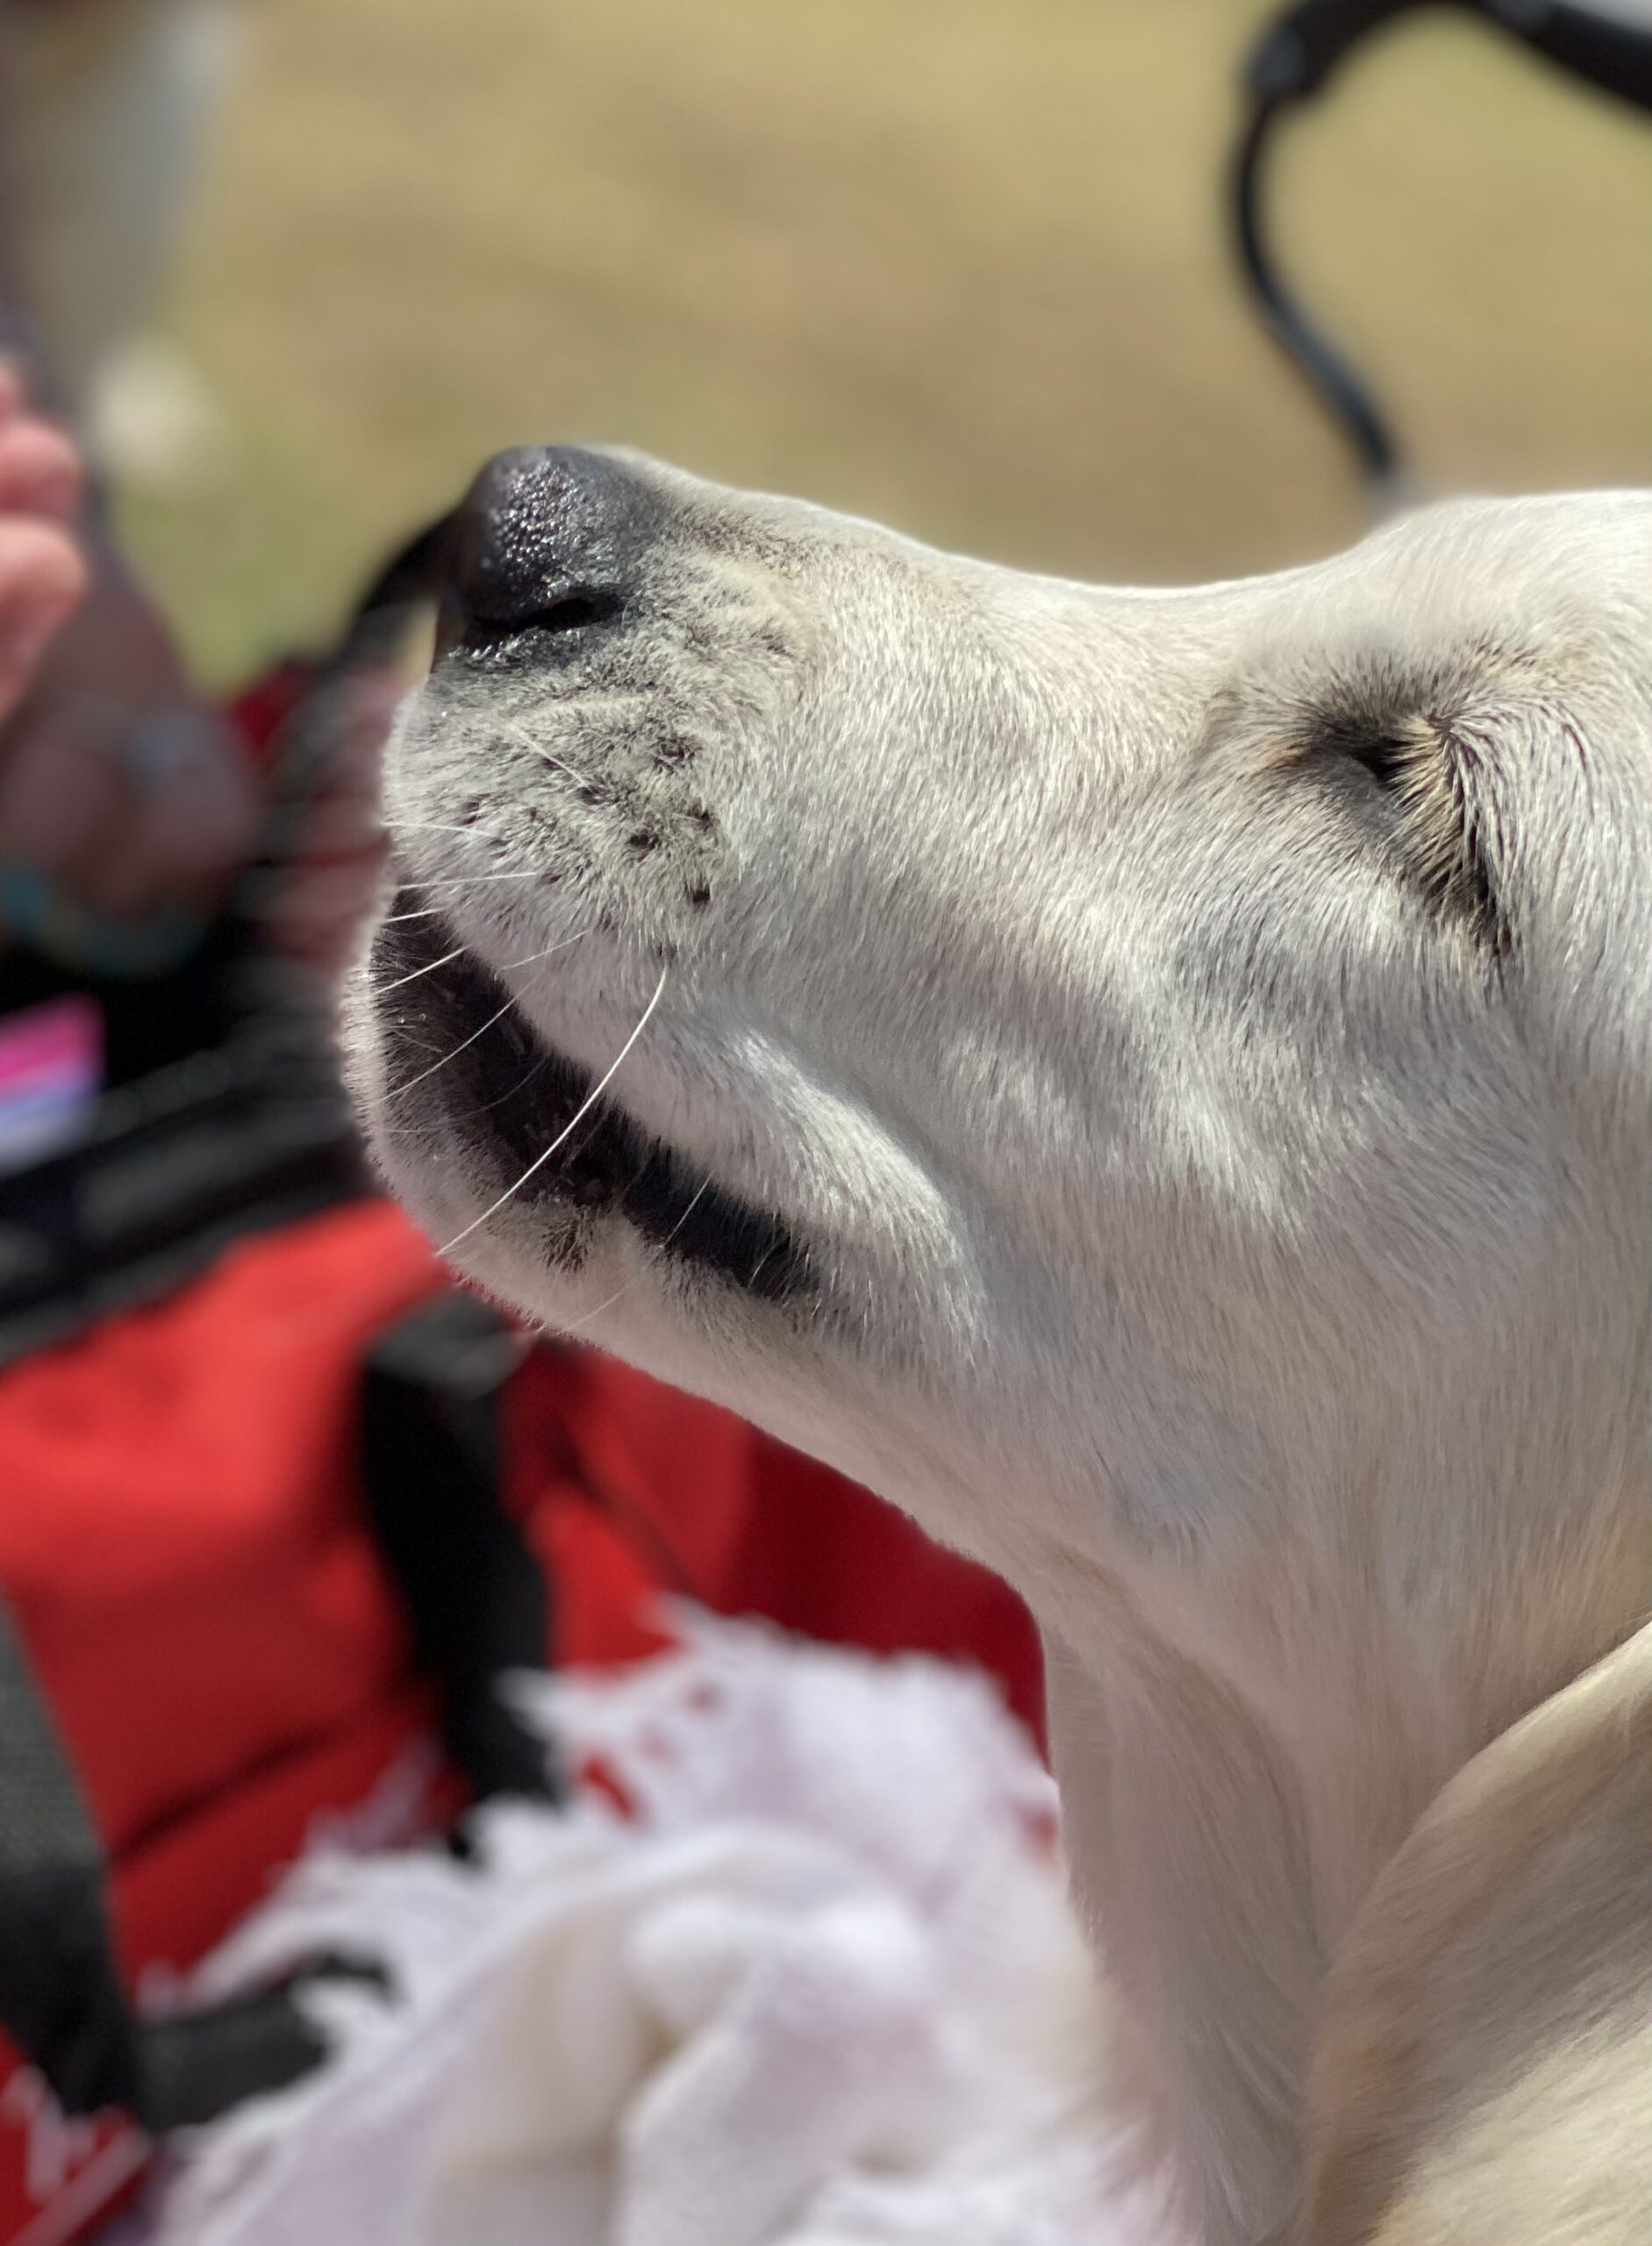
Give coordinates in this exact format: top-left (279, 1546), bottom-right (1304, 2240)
top-left (373, 891), bottom-right (809, 1302)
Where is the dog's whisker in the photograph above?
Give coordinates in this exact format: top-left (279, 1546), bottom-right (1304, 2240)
top-left (438, 968), bottom-right (669, 1257)
top-left (496, 714), bottom-right (589, 790)
top-left (382, 820), bottom-right (489, 838)
top-left (379, 872), bottom-right (546, 924)
top-left (374, 912), bottom-right (596, 994)
top-left (657, 1172), bottom-right (712, 1249)
top-left (554, 1179), bottom-right (714, 1339)
top-left (388, 989), bottom-right (526, 1099)
top-left (501, 927), bottom-right (593, 973)
top-left (557, 1276), bottom-right (645, 1338)
top-left (387, 929), bottom-right (597, 1099)
top-left (401, 869), bottom-right (544, 891)
top-left (373, 941), bottom-right (469, 994)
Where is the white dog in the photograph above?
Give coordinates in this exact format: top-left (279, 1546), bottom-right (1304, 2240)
top-left (348, 452), bottom-right (1652, 2244)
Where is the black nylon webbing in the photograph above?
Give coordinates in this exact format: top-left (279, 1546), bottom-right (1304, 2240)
top-left (362, 1294), bottom-right (563, 1807)
top-left (0, 1595), bottom-right (352, 2129)
top-left (0, 1600), bottom-right (138, 2118)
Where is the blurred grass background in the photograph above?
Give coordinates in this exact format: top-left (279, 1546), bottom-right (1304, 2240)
top-left (118, 0), bottom-right (1652, 688)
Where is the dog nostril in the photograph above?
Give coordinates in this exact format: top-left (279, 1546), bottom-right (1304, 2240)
top-left (457, 583), bottom-right (625, 654)
top-left (532, 588), bottom-right (625, 634)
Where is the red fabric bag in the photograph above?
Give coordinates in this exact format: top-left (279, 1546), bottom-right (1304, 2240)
top-left (0, 1186), bottom-right (1037, 2244)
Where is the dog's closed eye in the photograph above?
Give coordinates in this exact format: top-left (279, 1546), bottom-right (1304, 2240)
top-left (1327, 712), bottom-right (1508, 959)
top-left (1256, 691), bottom-right (1510, 965)
top-left (1337, 730), bottom-right (1409, 791)
top-left (1205, 668), bottom-right (1513, 962)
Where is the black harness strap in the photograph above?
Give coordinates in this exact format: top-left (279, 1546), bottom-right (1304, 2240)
top-left (0, 1597), bottom-right (339, 2130)
top-left (361, 1293), bottom-right (564, 1808)
top-left (0, 1598), bottom-right (140, 2120)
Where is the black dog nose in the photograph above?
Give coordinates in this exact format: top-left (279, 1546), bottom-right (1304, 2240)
top-left (436, 445), bottom-right (657, 659)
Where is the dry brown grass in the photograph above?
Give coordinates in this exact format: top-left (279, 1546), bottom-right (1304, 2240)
top-left (121, 0), bottom-right (1652, 685)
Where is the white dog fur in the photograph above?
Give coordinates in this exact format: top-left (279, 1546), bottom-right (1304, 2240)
top-left (348, 465), bottom-right (1652, 2243)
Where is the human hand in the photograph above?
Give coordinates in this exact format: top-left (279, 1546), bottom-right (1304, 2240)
top-left (0, 363), bottom-right (86, 725)
top-left (0, 533), bottom-right (264, 927)
top-left (0, 354), bottom-right (266, 969)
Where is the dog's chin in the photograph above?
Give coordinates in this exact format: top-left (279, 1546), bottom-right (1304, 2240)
top-left (366, 891), bottom-right (811, 1305)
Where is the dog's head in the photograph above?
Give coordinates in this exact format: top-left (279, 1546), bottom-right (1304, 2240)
top-left (350, 451), bottom-right (1652, 1706)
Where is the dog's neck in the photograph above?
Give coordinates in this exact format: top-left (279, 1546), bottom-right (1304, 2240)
top-left (1031, 1455), bottom-right (1652, 2244)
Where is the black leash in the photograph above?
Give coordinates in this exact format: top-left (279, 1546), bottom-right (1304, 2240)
top-left (1232, 0), bottom-right (1652, 495)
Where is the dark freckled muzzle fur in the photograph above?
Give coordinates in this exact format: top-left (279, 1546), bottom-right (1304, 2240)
top-left (372, 893), bottom-right (810, 1303)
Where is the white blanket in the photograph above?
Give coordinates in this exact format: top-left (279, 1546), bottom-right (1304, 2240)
top-left (123, 1613), bottom-right (1164, 2246)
